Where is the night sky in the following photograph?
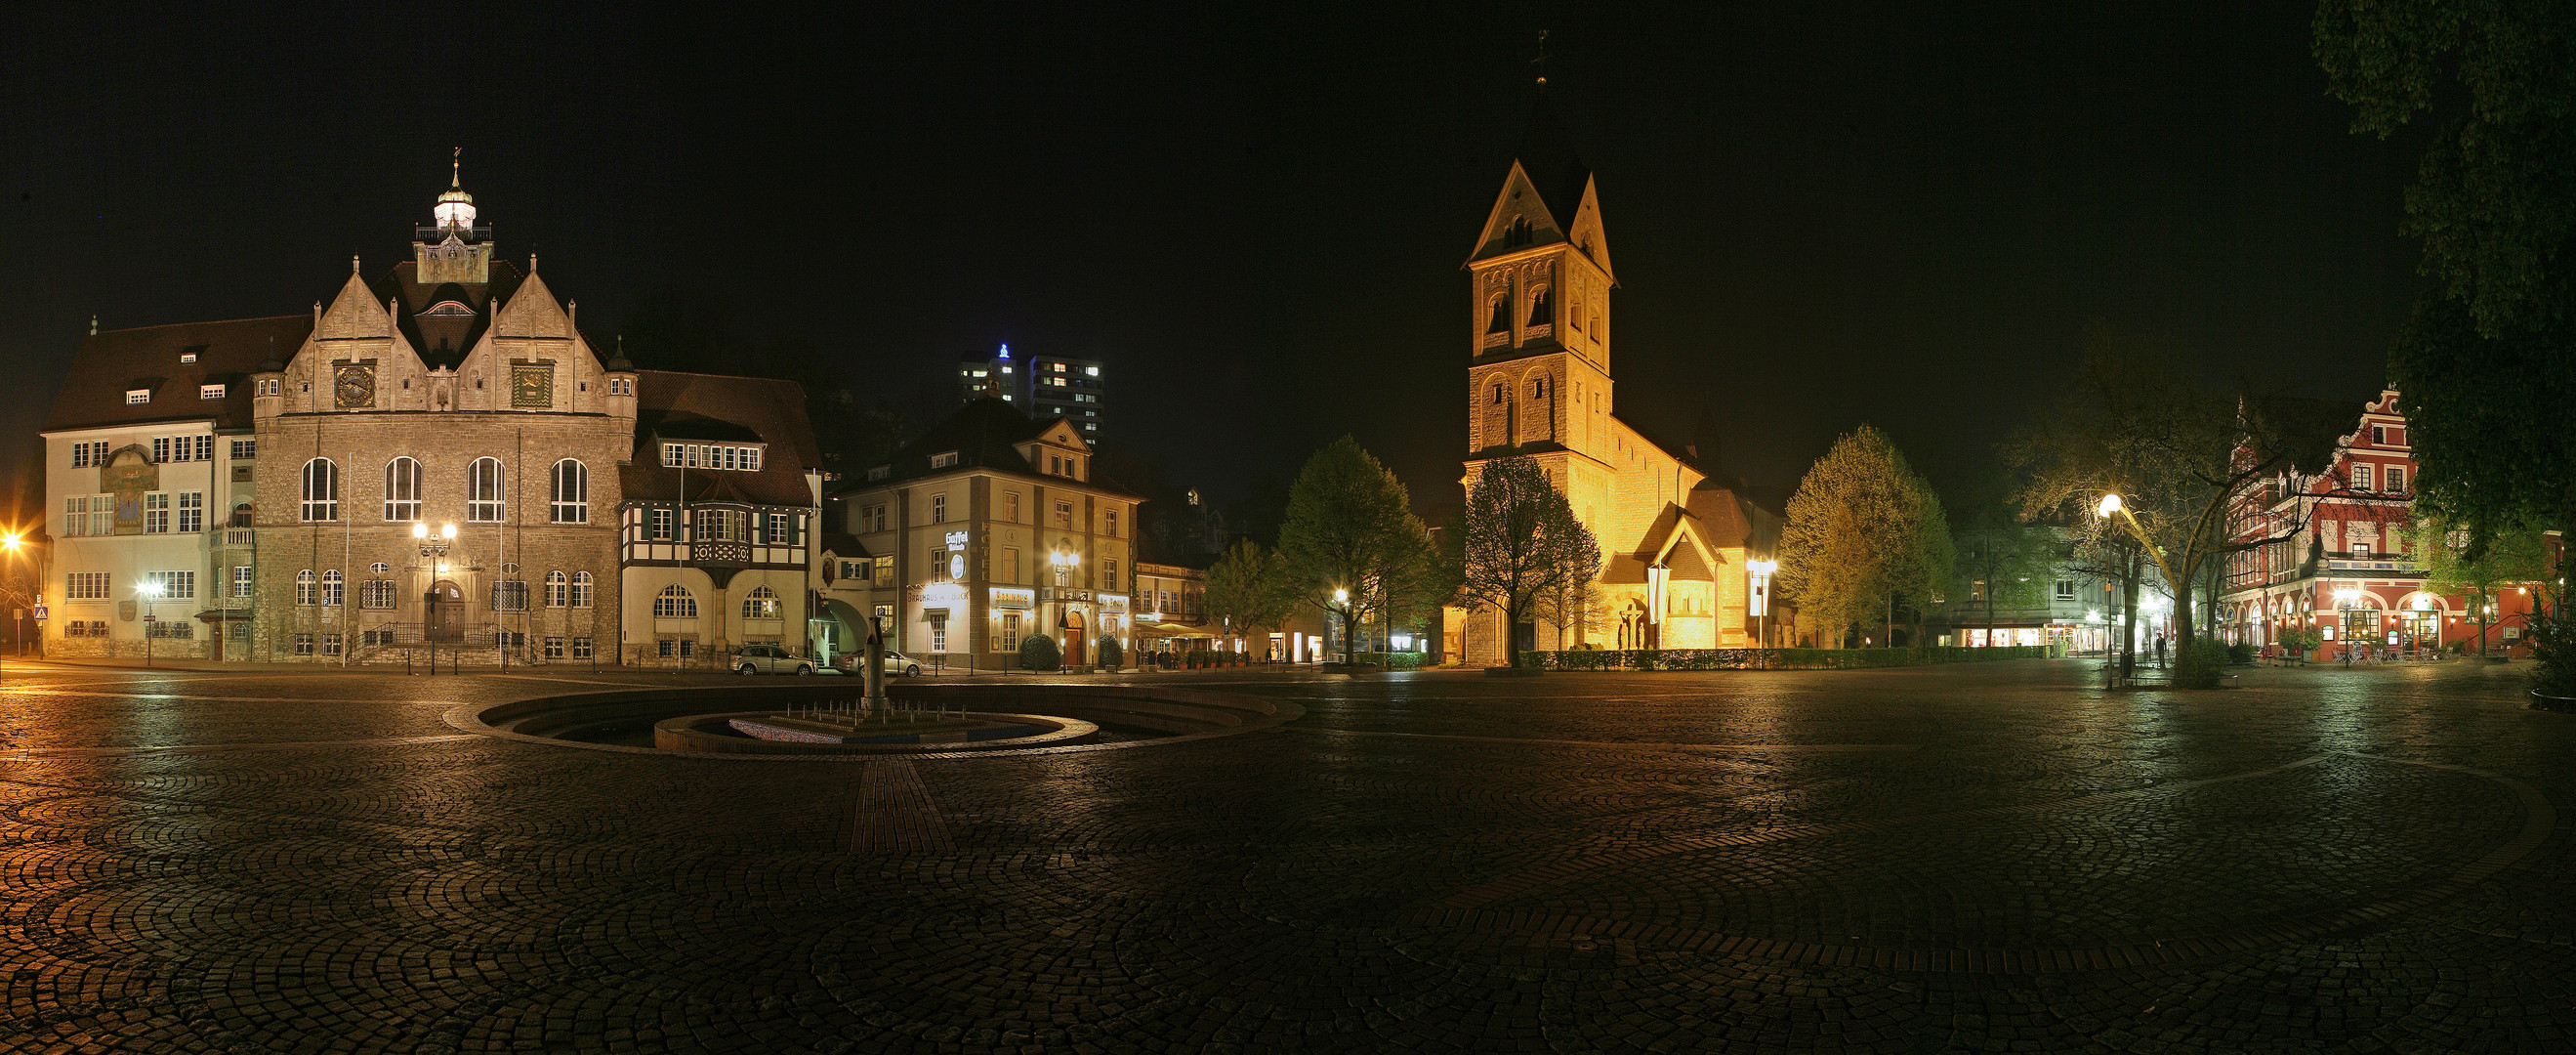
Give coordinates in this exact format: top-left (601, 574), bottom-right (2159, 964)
top-left (2, 3), bottom-right (2424, 524)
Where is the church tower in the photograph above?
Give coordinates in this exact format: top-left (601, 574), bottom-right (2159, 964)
top-left (1463, 93), bottom-right (1617, 471)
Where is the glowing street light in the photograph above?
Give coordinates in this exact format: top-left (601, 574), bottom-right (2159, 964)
top-left (1746, 558), bottom-right (1777, 653)
top-left (138, 579), bottom-right (165, 668)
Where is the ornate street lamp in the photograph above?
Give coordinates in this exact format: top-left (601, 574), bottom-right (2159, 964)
top-left (138, 579), bottom-right (165, 668)
top-left (1746, 558), bottom-right (1777, 653)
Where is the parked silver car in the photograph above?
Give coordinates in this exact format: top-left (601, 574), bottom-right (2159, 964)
top-left (833, 650), bottom-right (924, 677)
top-left (734, 644), bottom-right (817, 676)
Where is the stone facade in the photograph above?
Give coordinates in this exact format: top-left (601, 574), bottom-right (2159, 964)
top-left (824, 403), bottom-right (1137, 668)
top-left (1447, 100), bottom-right (1782, 665)
top-left (39, 167), bottom-right (817, 666)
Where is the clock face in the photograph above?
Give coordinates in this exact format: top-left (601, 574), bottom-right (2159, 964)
top-left (511, 365), bottom-right (553, 408)
top-left (334, 365), bottom-right (374, 408)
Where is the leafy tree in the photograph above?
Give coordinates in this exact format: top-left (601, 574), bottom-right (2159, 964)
top-left (2419, 517), bottom-right (2555, 655)
top-left (1776, 427), bottom-right (1949, 648)
top-left (1455, 454), bottom-right (1600, 669)
top-left (1277, 437), bottom-right (1433, 664)
top-left (2004, 333), bottom-right (2351, 682)
top-left (1949, 509), bottom-right (2062, 642)
top-left (2315, 0), bottom-right (2576, 539)
top-left (1205, 538), bottom-right (1297, 654)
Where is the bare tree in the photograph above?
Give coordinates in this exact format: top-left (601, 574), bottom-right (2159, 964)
top-left (1457, 455), bottom-right (1600, 669)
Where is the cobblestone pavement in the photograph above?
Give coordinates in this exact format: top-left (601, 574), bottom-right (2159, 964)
top-left (3, 658), bottom-right (2572, 1053)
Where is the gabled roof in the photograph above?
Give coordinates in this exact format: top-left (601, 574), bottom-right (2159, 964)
top-left (45, 315), bottom-right (314, 434)
top-left (840, 399), bottom-right (1144, 498)
top-left (370, 259), bottom-right (525, 369)
top-left (1515, 92), bottom-right (1592, 233)
top-left (1467, 92), bottom-right (1610, 275)
top-left (818, 531), bottom-right (869, 559)
top-left (619, 370), bottom-right (820, 509)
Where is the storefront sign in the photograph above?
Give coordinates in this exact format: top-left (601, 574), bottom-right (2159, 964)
top-left (944, 530), bottom-right (970, 550)
top-left (1039, 586), bottom-right (1095, 605)
top-left (990, 587), bottom-right (1034, 610)
top-left (1100, 593), bottom-right (1129, 612)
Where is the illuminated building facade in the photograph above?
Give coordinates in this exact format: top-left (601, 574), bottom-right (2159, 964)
top-left (38, 166), bottom-right (821, 665)
top-left (1446, 98), bottom-right (1781, 664)
top-left (2219, 388), bottom-right (2558, 656)
top-left (828, 400), bottom-right (1138, 667)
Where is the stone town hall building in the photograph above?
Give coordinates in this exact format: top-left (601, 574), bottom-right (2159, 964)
top-left (40, 167), bottom-right (821, 664)
top-left (1447, 100), bottom-right (1783, 664)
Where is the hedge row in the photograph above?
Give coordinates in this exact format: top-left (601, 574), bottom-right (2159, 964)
top-left (1517, 644), bottom-right (2065, 670)
top-left (1352, 651), bottom-right (1428, 670)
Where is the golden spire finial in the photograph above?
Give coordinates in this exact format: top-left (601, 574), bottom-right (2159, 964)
top-left (1533, 29), bottom-right (1550, 86)
top-left (451, 147), bottom-right (461, 188)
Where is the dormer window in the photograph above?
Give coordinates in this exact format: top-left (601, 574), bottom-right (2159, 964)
top-left (931, 450), bottom-right (960, 469)
top-left (126, 389), bottom-right (150, 404)
top-left (200, 384), bottom-right (226, 400)
top-left (180, 353), bottom-right (197, 363)
top-left (867, 465), bottom-right (891, 481)
top-left (659, 443), bottom-right (766, 471)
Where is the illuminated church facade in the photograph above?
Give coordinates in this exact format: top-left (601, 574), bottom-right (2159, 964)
top-left (1447, 101), bottom-right (1783, 664)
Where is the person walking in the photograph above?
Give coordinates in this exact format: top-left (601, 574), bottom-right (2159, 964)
top-left (2154, 634), bottom-right (2168, 669)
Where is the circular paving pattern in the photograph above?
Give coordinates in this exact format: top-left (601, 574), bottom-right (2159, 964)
top-left (2, 660), bottom-right (2573, 1052)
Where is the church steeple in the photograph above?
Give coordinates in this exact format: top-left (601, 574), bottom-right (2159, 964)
top-left (1463, 85), bottom-right (1617, 458)
top-left (414, 148), bottom-right (492, 285)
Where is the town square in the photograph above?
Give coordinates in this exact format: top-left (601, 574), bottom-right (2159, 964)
top-left (3, 3), bottom-right (2573, 1052)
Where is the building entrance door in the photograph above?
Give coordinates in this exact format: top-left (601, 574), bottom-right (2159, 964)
top-left (2398, 610), bottom-right (2440, 652)
top-left (1059, 611), bottom-right (1086, 668)
top-left (426, 580), bottom-right (465, 642)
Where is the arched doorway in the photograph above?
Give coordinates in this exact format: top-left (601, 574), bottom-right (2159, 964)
top-left (426, 580), bottom-right (464, 642)
top-left (1059, 610), bottom-right (1087, 668)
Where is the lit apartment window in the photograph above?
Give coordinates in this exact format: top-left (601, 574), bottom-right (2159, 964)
top-left (200, 384), bottom-right (226, 400)
top-left (126, 389), bottom-right (150, 404)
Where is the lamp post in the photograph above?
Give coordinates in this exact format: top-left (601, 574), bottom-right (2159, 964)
top-left (138, 579), bottom-right (165, 668)
top-left (2, 530), bottom-right (22, 675)
top-left (2331, 584), bottom-right (2361, 665)
top-left (417, 523), bottom-right (455, 671)
top-left (1746, 558), bottom-right (1776, 656)
top-left (1050, 549), bottom-right (1081, 666)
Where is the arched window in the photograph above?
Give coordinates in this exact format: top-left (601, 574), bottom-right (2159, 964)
top-left (570, 571), bottom-right (593, 609)
top-left (549, 459), bottom-right (588, 523)
top-left (1486, 294), bottom-right (1511, 334)
top-left (319, 570), bottom-right (343, 607)
top-left (742, 585), bottom-right (780, 620)
top-left (1526, 285), bottom-right (1552, 327)
top-left (300, 459), bottom-right (339, 522)
top-left (384, 457), bottom-right (423, 521)
top-left (468, 458), bottom-right (505, 522)
top-left (295, 570), bottom-right (316, 606)
top-left (229, 502), bottom-right (254, 528)
top-left (653, 584), bottom-right (697, 618)
top-left (545, 570), bottom-right (568, 608)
